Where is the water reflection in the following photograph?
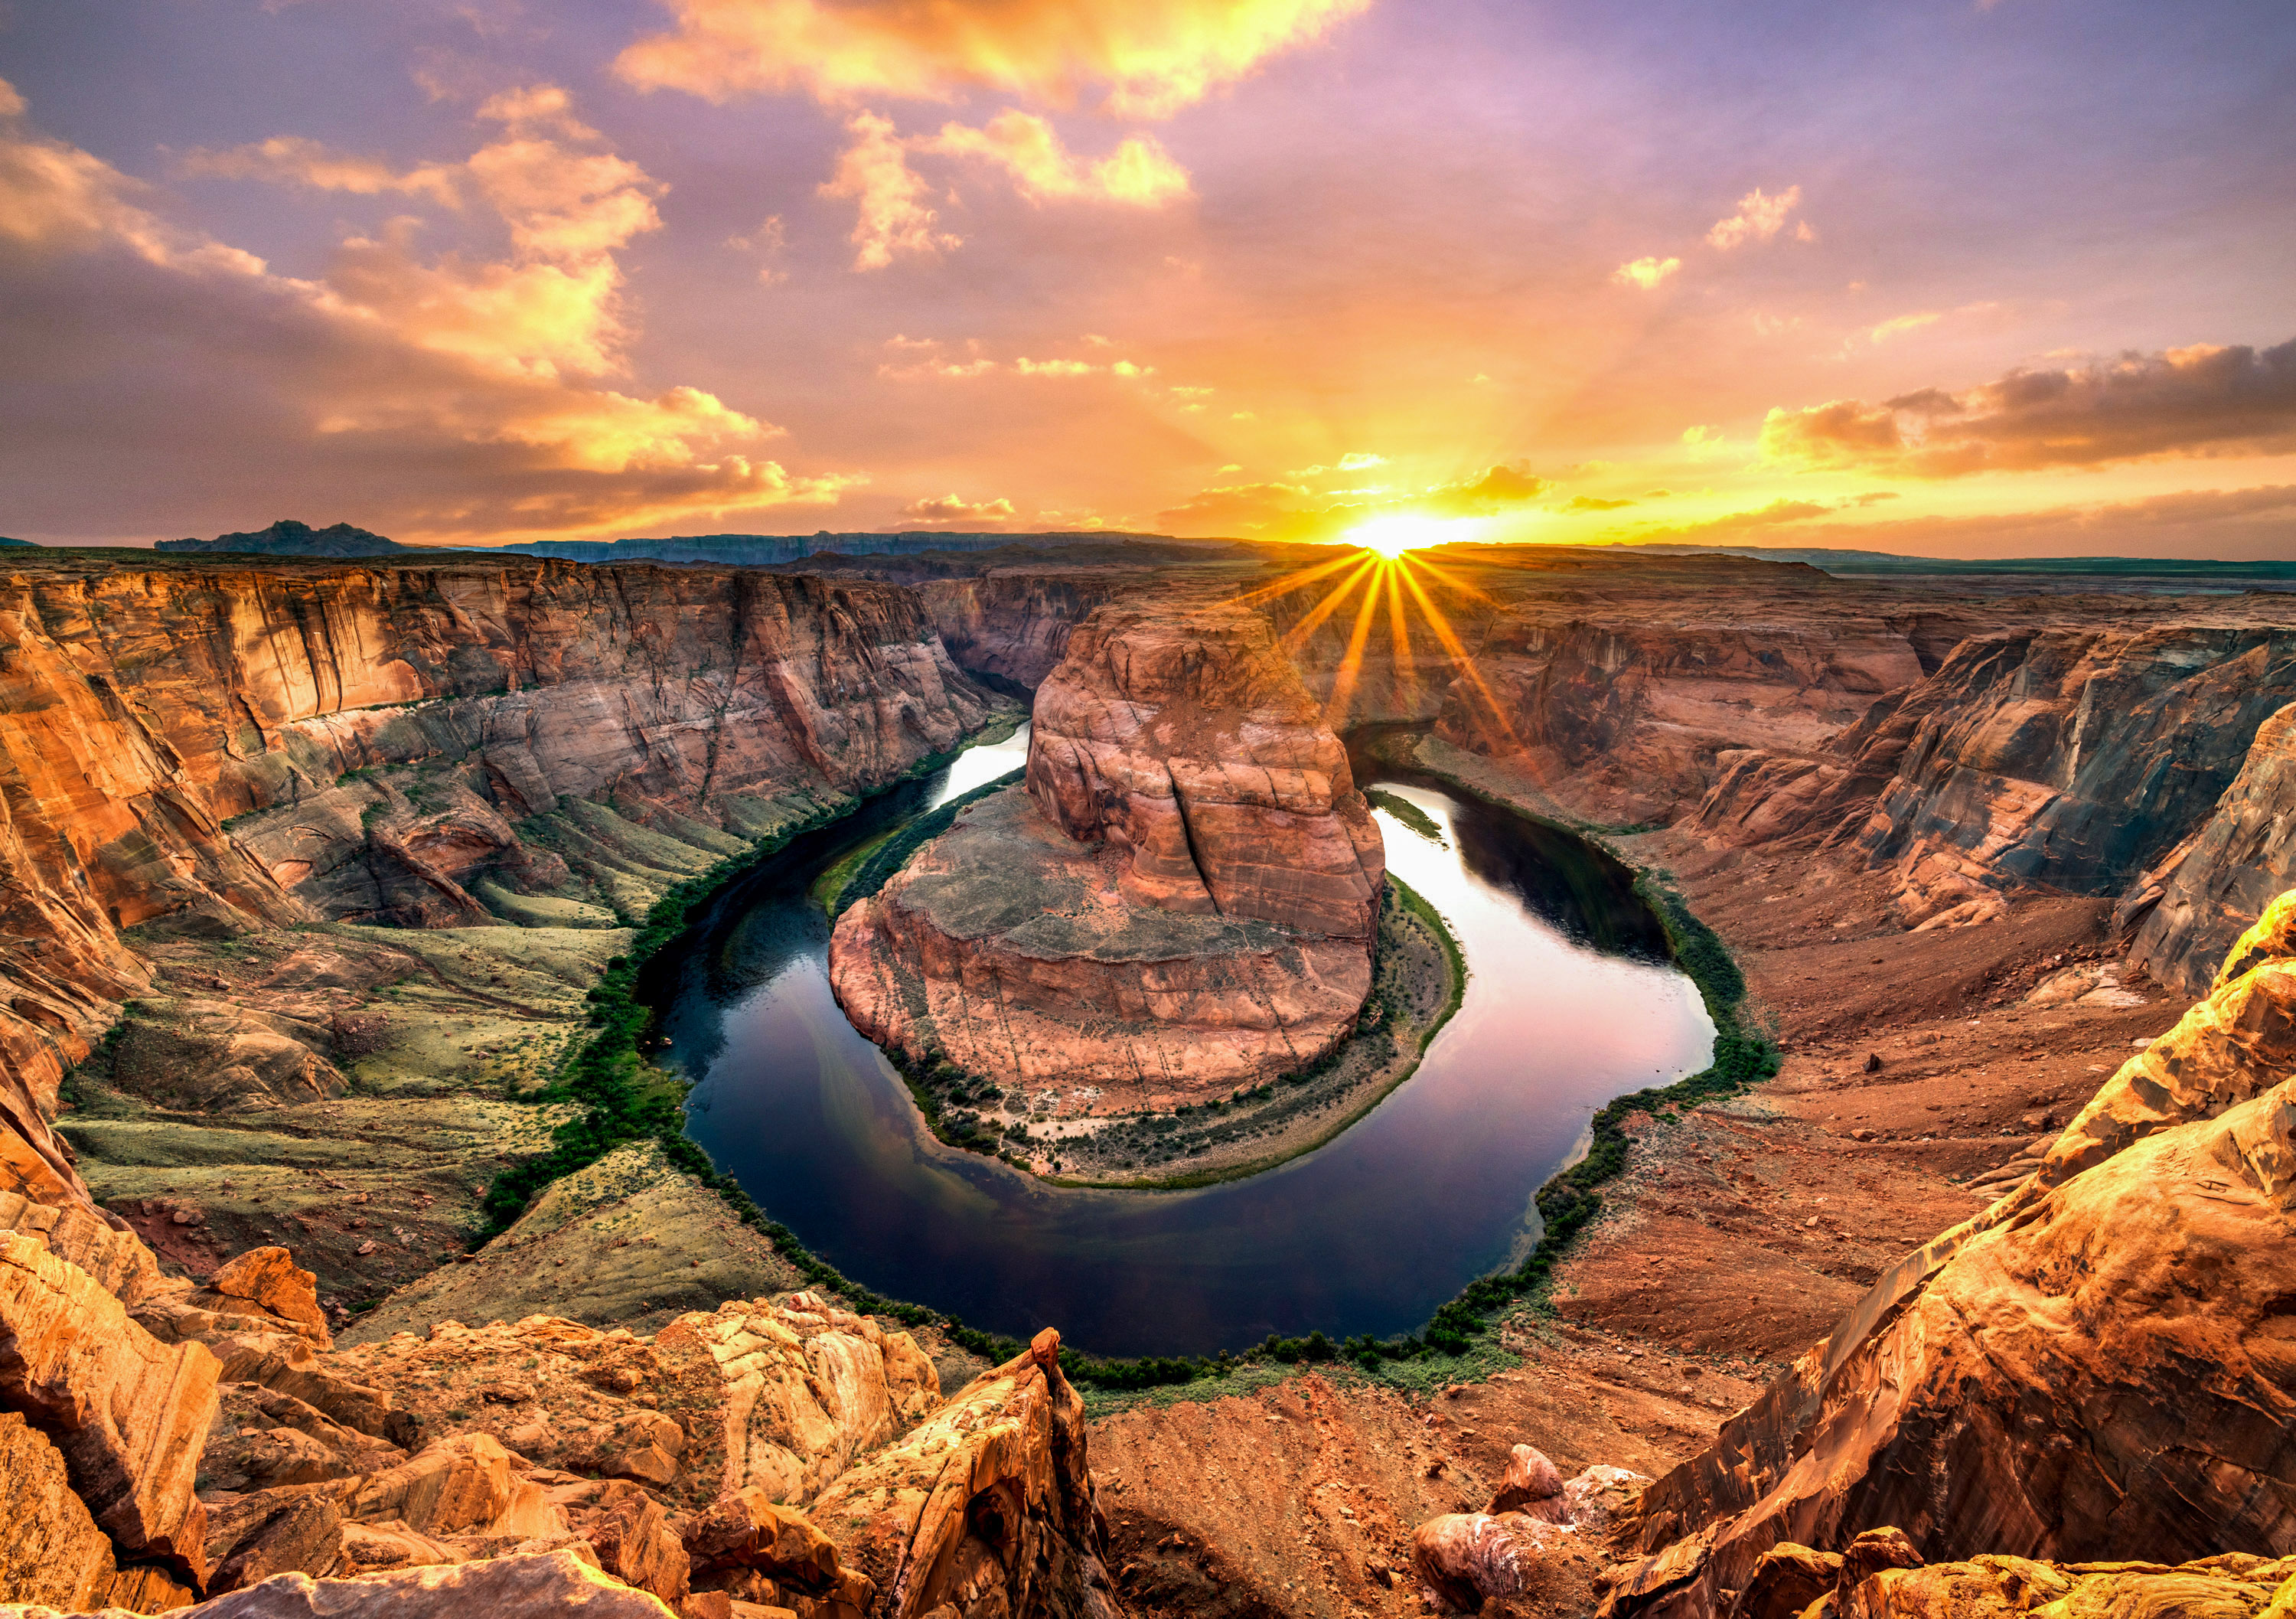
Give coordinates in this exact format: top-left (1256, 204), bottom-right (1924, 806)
top-left (656, 730), bottom-right (1710, 1356)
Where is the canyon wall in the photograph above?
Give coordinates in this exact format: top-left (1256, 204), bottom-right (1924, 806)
top-left (0, 554), bottom-right (1003, 1232)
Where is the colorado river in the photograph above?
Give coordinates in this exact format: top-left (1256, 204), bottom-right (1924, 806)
top-left (653, 726), bottom-right (1712, 1357)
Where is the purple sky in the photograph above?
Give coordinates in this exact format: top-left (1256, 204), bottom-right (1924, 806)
top-left (2, 0), bottom-right (2291, 555)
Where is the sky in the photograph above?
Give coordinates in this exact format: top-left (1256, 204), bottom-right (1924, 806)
top-left (2, 0), bottom-right (2292, 557)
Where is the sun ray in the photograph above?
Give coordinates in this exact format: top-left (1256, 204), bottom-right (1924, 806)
top-left (1383, 559), bottom-right (1422, 716)
top-left (1274, 554), bottom-right (1378, 649)
top-left (1395, 556), bottom-right (1520, 747)
top-left (1322, 555), bottom-right (1388, 726)
top-left (1231, 546), bottom-right (1371, 609)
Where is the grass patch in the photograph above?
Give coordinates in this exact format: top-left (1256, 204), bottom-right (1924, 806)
top-left (818, 766), bottom-right (1023, 918)
top-left (1366, 788), bottom-right (1446, 846)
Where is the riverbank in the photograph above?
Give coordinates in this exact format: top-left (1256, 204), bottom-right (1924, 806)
top-left (1033, 872), bottom-right (1464, 1189)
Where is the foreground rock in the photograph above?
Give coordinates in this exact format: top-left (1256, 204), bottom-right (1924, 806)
top-left (1600, 893), bottom-right (2296, 1618)
top-left (830, 602), bottom-right (1384, 1102)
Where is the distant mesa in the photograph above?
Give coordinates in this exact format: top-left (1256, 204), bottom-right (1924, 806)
top-left (155, 519), bottom-right (407, 557)
top-left (0, 537), bottom-right (34, 547)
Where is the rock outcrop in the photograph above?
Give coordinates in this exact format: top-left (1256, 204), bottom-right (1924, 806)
top-left (830, 602), bottom-right (1384, 1100)
top-left (2128, 701), bottom-right (2296, 993)
top-left (1600, 893), bottom-right (2296, 1619)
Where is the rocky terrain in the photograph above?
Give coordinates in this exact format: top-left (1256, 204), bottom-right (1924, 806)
top-left (829, 602), bottom-right (1386, 1108)
top-left (4, 538), bottom-right (2296, 1616)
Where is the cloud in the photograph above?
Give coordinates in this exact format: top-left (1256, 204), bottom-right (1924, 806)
top-left (1290, 452), bottom-right (1386, 475)
top-left (925, 111), bottom-right (1189, 205)
top-left (1706, 184), bottom-right (1803, 250)
top-left (179, 137), bottom-right (464, 205)
top-left (899, 493), bottom-right (1019, 524)
top-left (820, 110), bottom-right (959, 269)
top-left (1762, 337), bottom-right (2296, 476)
top-left (1865, 312), bottom-right (1941, 345)
top-left (1430, 463), bottom-right (1550, 509)
top-left (1563, 495), bottom-right (1636, 511)
top-left (615, 0), bottom-right (1371, 118)
top-left (1634, 484), bottom-right (2296, 562)
top-left (1613, 255), bottom-right (1680, 290)
top-left (0, 78), bottom-right (846, 542)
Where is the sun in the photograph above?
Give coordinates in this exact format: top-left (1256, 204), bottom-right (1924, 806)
top-left (1345, 514), bottom-right (1473, 558)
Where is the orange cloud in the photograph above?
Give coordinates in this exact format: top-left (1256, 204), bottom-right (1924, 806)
top-left (1762, 338), bottom-right (2296, 476)
top-left (1613, 254), bottom-right (1680, 289)
top-left (926, 111), bottom-right (1189, 204)
top-left (615, 0), bottom-right (1371, 118)
top-left (1706, 184), bottom-right (1804, 250)
top-left (900, 493), bottom-right (1019, 524)
top-left (820, 110), bottom-right (960, 269)
top-left (180, 136), bottom-right (465, 205)
top-left (0, 77), bottom-right (849, 540)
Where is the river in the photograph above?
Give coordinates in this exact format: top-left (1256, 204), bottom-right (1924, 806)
top-left (652, 725), bottom-right (1712, 1357)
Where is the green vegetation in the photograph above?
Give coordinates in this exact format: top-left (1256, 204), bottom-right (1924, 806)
top-left (817, 766), bottom-right (1023, 917)
top-left (1365, 788), bottom-right (1445, 846)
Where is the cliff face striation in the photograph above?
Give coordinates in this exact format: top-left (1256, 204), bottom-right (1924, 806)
top-left (829, 602), bottom-right (1384, 1104)
top-left (0, 553), bottom-right (1004, 1288)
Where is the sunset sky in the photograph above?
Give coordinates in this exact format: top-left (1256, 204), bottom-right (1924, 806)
top-left (2, 0), bottom-right (2291, 556)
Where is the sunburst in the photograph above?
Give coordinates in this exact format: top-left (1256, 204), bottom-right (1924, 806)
top-left (1235, 529), bottom-right (1520, 745)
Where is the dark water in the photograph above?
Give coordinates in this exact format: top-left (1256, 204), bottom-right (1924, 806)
top-left (653, 727), bottom-right (1711, 1357)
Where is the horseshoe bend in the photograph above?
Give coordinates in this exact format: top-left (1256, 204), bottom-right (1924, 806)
top-left (0, 537), bottom-right (2288, 1616)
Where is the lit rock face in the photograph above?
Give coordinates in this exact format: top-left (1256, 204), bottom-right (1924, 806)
top-left (831, 603), bottom-right (1384, 1100)
top-left (1600, 896), bottom-right (2296, 1619)
top-left (1025, 602), bottom-right (1384, 938)
top-left (0, 554), bottom-right (999, 1235)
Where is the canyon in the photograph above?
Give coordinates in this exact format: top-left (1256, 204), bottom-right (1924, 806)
top-left (0, 537), bottom-right (2293, 1617)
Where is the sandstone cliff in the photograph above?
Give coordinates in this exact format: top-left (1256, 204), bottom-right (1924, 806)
top-left (830, 602), bottom-right (1384, 1102)
top-left (1598, 894), bottom-right (2296, 1619)
top-left (0, 552), bottom-right (1004, 1296)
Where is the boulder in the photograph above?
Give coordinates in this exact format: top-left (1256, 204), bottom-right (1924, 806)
top-left (587, 1497), bottom-right (691, 1608)
top-left (1736, 1543), bottom-right (1840, 1619)
top-left (346, 1435), bottom-right (520, 1537)
top-left (1410, 1512), bottom-right (1567, 1610)
top-left (1489, 1444), bottom-right (1566, 1519)
top-left (185, 1248), bottom-right (331, 1348)
top-left (204, 1488), bottom-right (347, 1594)
top-left (0, 1232), bottom-right (217, 1581)
top-left (651, 1294), bottom-right (936, 1508)
top-left (682, 1490), bottom-right (840, 1591)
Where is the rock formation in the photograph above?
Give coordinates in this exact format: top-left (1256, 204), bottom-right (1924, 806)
top-left (830, 602), bottom-right (1384, 1100)
top-left (1, 1202), bottom-right (1119, 1619)
top-left (1598, 893), bottom-right (2296, 1619)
